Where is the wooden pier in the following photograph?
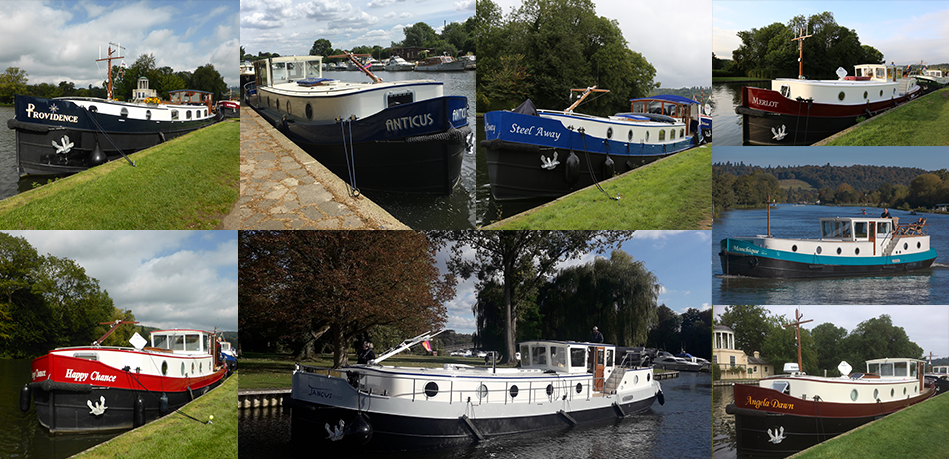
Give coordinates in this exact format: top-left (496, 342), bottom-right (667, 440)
top-left (655, 371), bottom-right (680, 380)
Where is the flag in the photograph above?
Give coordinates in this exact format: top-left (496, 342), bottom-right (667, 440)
top-left (422, 340), bottom-right (432, 352)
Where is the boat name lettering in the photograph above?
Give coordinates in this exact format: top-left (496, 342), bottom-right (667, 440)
top-left (746, 396), bottom-right (794, 411)
top-left (509, 123), bottom-right (561, 141)
top-left (32, 369), bottom-right (46, 380)
top-left (64, 369), bottom-right (117, 383)
top-left (386, 113), bottom-right (434, 132)
top-left (733, 245), bottom-right (761, 255)
top-left (484, 122), bottom-right (495, 134)
top-left (451, 107), bottom-right (467, 122)
top-left (751, 97), bottom-right (779, 108)
top-left (25, 103), bottom-right (80, 124)
top-left (308, 385), bottom-right (332, 398)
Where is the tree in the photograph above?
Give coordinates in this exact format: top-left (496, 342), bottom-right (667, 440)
top-left (309, 38), bottom-right (333, 57)
top-left (839, 315), bottom-right (923, 372)
top-left (239, 231), bottom-right (455, 368)
top-left (717, 305), bottom-right (778, 355)
top-left (648, 305), bottom-right (681, 352)
top-left (681, 308), bottom-right (712, 358)
top-left (402, 22), bottom-right (439, 47)
top-left (0, 67), bottom-right (29, 104)
top-left (811, 322), bottom-right (848, 375)
top-left (191, 64), bottom-right (228, 102)
top-left (434, 231), bottom-right (634, 363)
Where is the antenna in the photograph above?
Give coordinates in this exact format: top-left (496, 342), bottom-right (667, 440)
top-left (791, 26), bottom-right (813, 79)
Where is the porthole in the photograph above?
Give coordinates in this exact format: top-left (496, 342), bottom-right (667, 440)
top-left (146, 110), bottom-right (152, 120)
top-left (628, 129), bottom-right (633, 141)
top-left (838, 91), bottom-right (846, 101)
top-left (606, 127), bottom-right (613, 139)
top-left (478, 384), bottom-right (488, 400)
top-left (850, 389), bottom-right (858, 401)
top-left (161, 361), bottom-right (168, 376)
top-left (647, 373), bottom-right (651, 381)
top-left (576, 383), bottom-right (583, 394)
top-left (880, 90), bottom-right (883, 97)
top-left (424, 381), bottom-right (438, 398)
top-left (186, 110), bottom-right (192, 119)
top-left (904, 243), bottom-right (908, 250)
top-left (89, 105), bottom-right (98, 113)
top-left (863, 91), bottom-right (868, 99)
top-left (181, 362), bottom-right (185, 375)
top-left (904, 387), bottom-right (907, 395)
top-left (192, 362), bottom-right (195, 373)
top-left (792, 245), bottom-right (798, 252)
top-left (917, 242), bottom-right (921, 249)
top-left (286, 101), bottom-right (291, 114)
top-left (646, 131), bottom-right (649, 142)
top-left (546, 384), bottom-right (554, 396)
top-left (890, 388), bottom-right (894, 397)
top-left (120, 107), bottom-right (128, 118)
top-left (658, 130), bottom-right (666, 141)
top-left (817, 246), bottom-right (822, 254)
top-left (837, 247), bottom-right (842, 255)
top-left (172, 110), bottom-right (179, 120)
top-left (509, 385), bottom-right (519, 398)
top-left (634, 374), bottom-right (639, 384)
top-left (873, 388), bottom-right (879, 400)
top-left (855, 248), bottom-right (860, 255)
top-left (306, 103), bottom-right (313, 120)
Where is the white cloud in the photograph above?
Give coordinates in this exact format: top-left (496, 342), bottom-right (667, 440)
top-left (454, 0), bottom-right (475, 11)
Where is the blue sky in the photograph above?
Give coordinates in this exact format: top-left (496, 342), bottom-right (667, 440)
top-left (491, 0), bottom-right (711, 89)
top-left (240, 0), bottom-right (475, 57)
top-left (7, 231), bottom-right (238, 332)
top-left (0, 1), bottom-right (239, 88)
top-left (715, 305), bottom-right (949, 364)
top-left (713, 146), bottom-right (948, 170)
top-left (714, 1), bottom-right (949, 65)
top-left (442, 231), bottom-right (712, 335)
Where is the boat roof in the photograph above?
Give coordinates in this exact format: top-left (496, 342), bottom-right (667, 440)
top-left (519, 339), bottom-right (616, 348)
top-left (628, 95), bottom-right (698, 105)
top-left (866, 357), bottom-right (925, 364)
top-left (819, 216), bottom-right (899, 223)
top-left (151, 329), bottom-right (213, 335)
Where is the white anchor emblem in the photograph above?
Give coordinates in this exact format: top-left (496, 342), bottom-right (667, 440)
top-left (540, 152), bottom-right (559, 170)
top-left (52, 135), bottom-right (74, 155)
top-left (325, 419), bottom-right (345, 441)
top-left (767, 426), bottom-right (786, 444)
top-left (771, 125), bottom-right (787, 141)
top-left (87, 396), bottom-right (108, 415)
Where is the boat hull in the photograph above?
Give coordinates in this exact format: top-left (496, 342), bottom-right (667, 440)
top-left (738, 85), bottom-right (920, 146)
top-left (482, 110), bottom-right (694, 200)
top-left (8, 95), bottom-right (215, 176)
top-left (719, 238), bottom-right (937, 278)
top-left (727, 382), bottom-right (932, 456)
top-left (253, 95), bottom-right (469, 194)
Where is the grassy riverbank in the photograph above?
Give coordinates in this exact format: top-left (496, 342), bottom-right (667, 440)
top-left (483, 144), bottom-right (712, 230)
top-left (240, 352), bottom-right (515, 390)
top-left (75, 372), bottom-right (238, 459)
top-left (821, 88), bottom-right (949, 145)
top-left (0, 120), bottom-right (238, 229)
top-left (793, 392), bottom-right (948, 458)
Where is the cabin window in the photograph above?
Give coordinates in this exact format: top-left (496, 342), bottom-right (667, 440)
top-left (606, 349), bottom-right (613, 367)
top-left (171, 335), bottom-right (185, 351)
top-left (873, 388), bottom-right (879, 400)
top-left (679, 128), bottom-right (684, 138)
top-left (551, 346), bottom-right (566, 368)
top-left (576, 383), bottom-right (583, 394)
top-left (904, 243), bottom-right (908, 250)
top-left (598, 349), bottom-right (605, 366)
top-left (816, 246), bottom-right (822, 254)
top-left (546, 384), bottom-right (554, 396)
top-left (855, 248), bottom-right (860, 255)
top-left (645, 131), bottom-right (649, 142)
top-left (792, 245), bottom-right (797, 252)
top-left (200, 362), bottom-right (203, 373)
top-left (658, 130), bottom-right (665, 141)
top-left (120, 107), bottom-right (128, 118)
top-left (286, 101), bottom-right (291, 115)
top-left (73, 353), bottom-right (98, 361)
top-left (909, 363), bottom-right (916, 377)
top-left (187, 110), bottom-right (192, 120)
top-left (532, 346), bottom-right (547, 366)
top-left (838, 91), bottom-right (846, 101)
top-left (606, 127), bottom-right (613, 139)
top-left (770, 381), bottom-right (789, 394)
top-left (879, 363), bottom-right (894, 376)
top-left (628, 129), bottom-right (633, 141)
top-left (180, 362), bottom-right (185, 375)
top-left (172, 110), bottom-right (179, 120)
top-left (878, 222), bottom-right (892, 234)
top-left (855, 222), bottom-right (868, 239)
top-left (186, 334), bottom-right (201, 351)
top-left (192, 362), bottom-right (195, 374)
top-left (836, 248), bottom-right (842, 255)
top-left (154, 335), bottom-right (168, 349)
top-left (161, 361), bottom-right (168, 376)
top-left (478, 384), bottom-right (488, 400)
top-left (850, 389), bottom-right (858, 401)
top-left (146, 110), bottom-right (151, 120)
top-left (917, 242), bottom-right (921, 249)
top-left (780, 84), bottom-right (791, 97)
top-left (571, 348), bottom-right (585, 367)
top-left (424, 381), bottom-right (438, 398)
top-left (670, 129), bottom-right (675, 140)
top-left (204, 109), bottom-right (208, 117)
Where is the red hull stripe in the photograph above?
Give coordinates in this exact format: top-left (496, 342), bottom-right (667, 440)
top-left (742, 86), bottom-right (916, 118)
top-left (734, 383), bottom-right (932, 418)
top-left (32, 353), bottom-right (225, 392)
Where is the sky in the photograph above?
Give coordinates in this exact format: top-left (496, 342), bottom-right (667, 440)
top-left (713, 146), bottom-right (949, 171)
top-left (714, 305), bottom-right (949, 365)
top-left (0, 1), bottom-right (239, 89)
top-left (491, 0), bottom-right (711, 89)
top-left (439, 231), bottom-right (713, 335)
top-left (714, 1), bottom-right (949, 65)
top-left (7, 230), bottom-right (238, 333)
top-left (239, 0), bottom-right (475, 57)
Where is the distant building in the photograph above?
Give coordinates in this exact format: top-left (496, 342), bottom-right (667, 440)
top-left (132, 77), bottom-right (157, 102)
top-left (935, 204), bottom-right (948, 212)
top-left (712, 325), bottom-right (773, 380)
top-left (169, 89), bottom-right (212, 105)
top-left (388, 46), bottom-right (435, 61)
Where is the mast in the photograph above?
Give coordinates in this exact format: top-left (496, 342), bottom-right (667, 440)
top-left (791, 26), bottom-right (812, 79)
top-left (784, 308), bottom-right (813, 372)
top-left (767, 194), bottom-right (771, 237)
top-left (96, 42), bottom-right (126, 100)
top-left (92, 320), bottom-right (139, 346)
top-left (329, 52), bottom-right (382, 83)
top-left (565, 86), bottom-right (610, 113)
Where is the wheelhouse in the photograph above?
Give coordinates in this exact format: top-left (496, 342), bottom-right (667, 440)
top-left (866, 358), bottom-right (922, 378)
top-left (150, 329), bottom-right (213, 354)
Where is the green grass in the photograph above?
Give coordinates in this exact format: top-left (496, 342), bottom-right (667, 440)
top-left (793, 392), bottom-right (949, 458)
top-left (0, 120), bottom-right (239, 229)
top-left (824, 88), bottom-right (949, 145)
top-left (240, 352), bottom-right (515, 390)
top-left (76, 372), bottom-right (238, 459)
top-left (483, 145), bottom-right (712, 230)
top-left (779, 179), bottom-right (815, 190)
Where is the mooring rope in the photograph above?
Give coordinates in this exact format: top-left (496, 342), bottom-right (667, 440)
top-left (86, 110), bottom-right (135, 167)
top-left (123, 367), bottom-right (214, 425)
top-left (578, 128), bottom-right (618, 201)
top-left (340, 118), bottom-right (360, 197)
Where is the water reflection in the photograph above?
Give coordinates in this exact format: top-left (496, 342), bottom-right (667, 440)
top-left (710, 81), bottom-right (770, 147)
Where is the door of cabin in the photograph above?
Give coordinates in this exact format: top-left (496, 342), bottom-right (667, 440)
top-left (589, 346), bottom-right (605, 391)
top-left (869, 221), bottom-right (876, 255)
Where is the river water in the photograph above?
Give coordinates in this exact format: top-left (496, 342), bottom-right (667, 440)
top-left (0, 359), bottom-right (122, 459)
top-left (713, 205), bottom-right (949, 305)
top-left (712, 384), bottom-right (739, 459)
top-left (710, 81), bottom-right (770, 147)
top-left (239, 371), bottom-right (712, 459)
top-left (322, 69), bottom-right (477, 230)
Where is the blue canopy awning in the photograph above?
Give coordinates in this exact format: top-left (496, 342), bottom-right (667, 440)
top-left (629, 94), bottom-right (699, 105)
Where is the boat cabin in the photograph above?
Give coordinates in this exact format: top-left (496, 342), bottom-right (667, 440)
top-left (519, 340), bottom-right (616, 390)
top-left (252, 56), bottom-right (326, 89)
top-left (924, 69), bottom-right (944, 78)
top-left (932, 365), bottom-right (949, 375)
top-left (627, 95), bottom-right (700, 136)
top-left (852, 64), bottom-right (899, 83)
top-left (865, 358), bottom-right (923, 378)
top-left (150, 329), bottom-right (213, 354)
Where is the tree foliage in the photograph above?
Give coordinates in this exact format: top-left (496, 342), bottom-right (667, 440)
top-left (239, 231), bottom-right (455, 368)
top-left (477, 0), bottom-right (657, 114)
